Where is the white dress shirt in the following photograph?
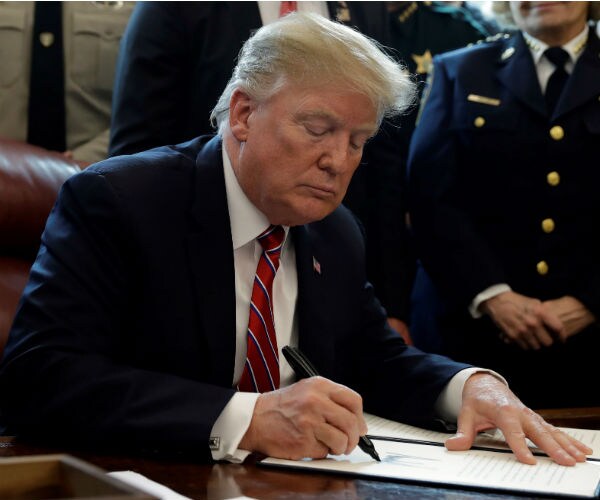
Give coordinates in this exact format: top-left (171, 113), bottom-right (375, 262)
top-left (469, 25), bottom-right (589, 318)
top-left (210, 146), bottom-right (298, 462)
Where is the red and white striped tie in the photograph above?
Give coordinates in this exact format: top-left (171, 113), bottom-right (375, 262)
top-left (238, 225), bottom-right (285, 393)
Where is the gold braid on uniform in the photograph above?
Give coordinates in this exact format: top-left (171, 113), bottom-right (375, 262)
top-left (468, 32), bottom-right (511, 48)
top-left (397, 2), bottom-right (418, 24)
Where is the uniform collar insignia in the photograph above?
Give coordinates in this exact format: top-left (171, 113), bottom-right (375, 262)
top-left (501, 47), bottom-right (515, 60)
top-left (573, 34), bottom-right (588, 56)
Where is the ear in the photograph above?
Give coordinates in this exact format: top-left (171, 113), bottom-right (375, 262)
top-left (229, 89), bottom-right (255, 142)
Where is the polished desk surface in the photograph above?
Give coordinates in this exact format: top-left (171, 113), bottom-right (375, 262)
top-left (1, 408), bottom-right (598, 500)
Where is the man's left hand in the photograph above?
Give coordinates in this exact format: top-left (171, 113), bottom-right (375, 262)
top-left (444, 373), bottom-right (592, 465)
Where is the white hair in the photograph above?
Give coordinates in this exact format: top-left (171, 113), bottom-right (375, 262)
top-left (210, 12), bottom-right (415, 134)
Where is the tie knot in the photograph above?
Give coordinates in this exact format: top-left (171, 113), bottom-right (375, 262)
top-left (544, 47), bottom-right (569, 68)
top-left (258, 225), bottom-right (285, 253)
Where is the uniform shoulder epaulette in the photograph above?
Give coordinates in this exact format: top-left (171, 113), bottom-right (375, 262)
top-left (485, 32), bottom-right (511, 42)
top-left (467, 32), bottom-right (511, 47)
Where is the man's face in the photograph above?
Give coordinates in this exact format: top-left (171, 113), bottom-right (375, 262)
top-left (229, 82), bottom-right (378, 226)
top-left (510, 2), bottom-right (589, 40)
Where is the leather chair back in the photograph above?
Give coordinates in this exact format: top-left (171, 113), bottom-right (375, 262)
top-left (0, 138), bottom-right (80, 357)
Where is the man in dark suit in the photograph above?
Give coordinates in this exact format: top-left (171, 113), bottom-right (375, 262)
top-left (108, 1), bottom-right (415, 339)
top-left (408, 1), bottom-right (600, 408)
top-left (0, 13), bottom-right (588, 465)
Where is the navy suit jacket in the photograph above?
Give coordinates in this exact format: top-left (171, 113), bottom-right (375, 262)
top-left (0, 136), bottom-right (467, 459)
top-left (407, 29), bottom-right (600, 407)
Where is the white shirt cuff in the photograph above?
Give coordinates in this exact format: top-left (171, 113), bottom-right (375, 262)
top-left (210, 392), bottom-right (260, 462)
top-left (435, 368), bottom-right (508, 422)
top-left (469, 284), bottom-right (512, 318)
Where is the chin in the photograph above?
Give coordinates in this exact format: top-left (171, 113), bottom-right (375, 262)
top-left (280, 205), bottom-right (336, 226)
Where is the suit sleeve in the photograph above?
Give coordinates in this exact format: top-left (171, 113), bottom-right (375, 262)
top-left (0, 169), bottom-right (234, 459)
top-left (407, 56), bottom-right (507, 309)
top-left (316, 209), bottom-right (470, 429)
top-left (353, 282), bottom-right (471, 428)
top-left (109, 3), bottom-right (192, 157)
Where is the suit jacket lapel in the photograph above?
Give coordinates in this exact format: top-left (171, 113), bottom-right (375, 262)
top-left (187, 136), bottom-right (237, 387)
top-left (293, 224), bottom-right (335, 378)
top-left (497, 32), bottom-right (547, 117)
top-left (555, 29), bottom-right (600, 119)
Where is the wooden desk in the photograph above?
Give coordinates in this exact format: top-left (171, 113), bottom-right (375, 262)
top-left (2, 412), bottom-right (598, 500)
top-left (1, 408), bottom-right (597, 499)
top-left (537, 407), bottom-right (600, 430)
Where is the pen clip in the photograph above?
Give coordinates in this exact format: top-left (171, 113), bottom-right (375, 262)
top-left (282, 346), bottom-right (319, 378)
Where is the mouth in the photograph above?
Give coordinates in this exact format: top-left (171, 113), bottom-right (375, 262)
top-left (303, 184), bottom-right (337, 198)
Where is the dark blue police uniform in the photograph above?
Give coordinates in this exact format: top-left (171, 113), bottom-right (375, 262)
top-left (407, 27), bottom-right (600, 408)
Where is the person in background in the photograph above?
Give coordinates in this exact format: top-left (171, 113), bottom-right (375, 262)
top-left (408, 1), bottom-right (600, 408)
top-left (0, 13), bottom-right (589, 466)
top-left (108, 1), bottom-right (414, 342)
top-left (368, 1), bottom-right (496, 351)
top-left (0, 1), bottom-right (134, 166)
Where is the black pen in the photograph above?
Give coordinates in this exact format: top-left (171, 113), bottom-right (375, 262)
top-left (282, 345), bottom-right (381, 462)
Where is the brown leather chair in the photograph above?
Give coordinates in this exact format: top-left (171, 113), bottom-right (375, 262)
top-left (0, 138), bottom-right (80, 357)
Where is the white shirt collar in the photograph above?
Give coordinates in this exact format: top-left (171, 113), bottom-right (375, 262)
top-left (523, 25), bottom-right (589, 65)
top-left (222, 145), bottom-right (289, 250)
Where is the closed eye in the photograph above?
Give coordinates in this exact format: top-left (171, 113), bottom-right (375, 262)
top-left (305, 125), bottom-right (329, 137)
top-left (350, 134), bottom-right (372, 151)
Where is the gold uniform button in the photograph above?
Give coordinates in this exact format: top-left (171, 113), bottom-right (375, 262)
top-left (541, 218), bottom-right (555, 233)
top-left (536, 260), bottom-right (549, 275)
top-left (547, 171), bottom-right (560, 186)
top-left (474, 116), bottom-right (485, 128)
top-left (549, 125), bottom-right (564, 140)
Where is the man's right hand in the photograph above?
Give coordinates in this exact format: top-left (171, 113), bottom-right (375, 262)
top-left (239, 376), bottom-right (367, 460)
top-left (482, 291), bottom-right (566, 350)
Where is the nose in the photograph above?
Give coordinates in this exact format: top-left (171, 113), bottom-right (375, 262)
top-left (317, 134), bottom-right (356, 175)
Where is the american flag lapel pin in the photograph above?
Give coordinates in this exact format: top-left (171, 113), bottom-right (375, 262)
top-left (312, 256), bottom-right (322, 275)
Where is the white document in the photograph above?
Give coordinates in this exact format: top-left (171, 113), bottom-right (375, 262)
top-left (262, 414), bottom-right (600, 497)
top-left (365, 413), bottom-right (600, 460)
top-left (262, 441), bottom-right (600, 498)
